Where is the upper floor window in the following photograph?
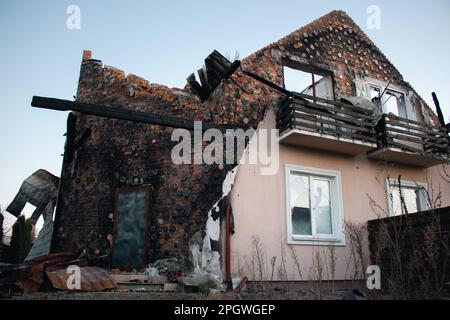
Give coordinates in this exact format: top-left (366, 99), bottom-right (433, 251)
top-left (283, 61), bottom-right (335, 100)
top-left (387, 179), bottom-right (429, 216)
top-left (368, 83), bottom-right (408, 119)
top-left (286, 165), bottom-right (345, 245)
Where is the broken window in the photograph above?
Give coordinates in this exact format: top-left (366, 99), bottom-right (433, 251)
top-left (369, 85), bottom-right (381, 101)
top-left (287, 166), bottom-right (344, 244)
top-left (384, 90), bottom-right (407, 118)
top-left (387, 180), bottom-right (429, 216)
top-left (367, 83), bottom-right (408, 118)
top-left (283, 61), bottom-right (334, 100)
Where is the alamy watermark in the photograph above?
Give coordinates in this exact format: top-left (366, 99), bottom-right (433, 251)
top-left (366, 265), bottom-right (381, 290)
top-left (66, 265), bottom-right (81, 290)
top-left (171, 121), bottom-right (279, 175)
top-left (367, 5), bottom-right (381, 30)
top-left (66, 5), bottom-right (81, 30)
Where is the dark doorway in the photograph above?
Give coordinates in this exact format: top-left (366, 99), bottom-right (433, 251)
top-left (111, 186), bottom-right (152, 270)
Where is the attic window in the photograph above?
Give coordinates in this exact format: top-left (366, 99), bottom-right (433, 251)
top-left (367, 83), bottom-right (409, 119)
top-left (369, 85), bottom-right (381, 100)
top-left (283, 62), bottom-right (334, 100)
top-left (385, 90), bottom-right (407, 118)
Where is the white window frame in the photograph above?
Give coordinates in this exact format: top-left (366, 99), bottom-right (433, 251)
top-left (365, 79), bottom-right (415, 120)
top-left (285, 165), bottom-right (345, 246)
top-left (385, 179), bottom-right (430, 217)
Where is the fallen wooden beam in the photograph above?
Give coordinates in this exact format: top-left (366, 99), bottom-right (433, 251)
top-left (31, 96), bottom-right (240, 132)
top-left (32, 96), bottom-right (196, 130)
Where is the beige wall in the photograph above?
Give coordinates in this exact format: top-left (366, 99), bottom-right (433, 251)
top-left (228, 109), bottom-right (449, 281)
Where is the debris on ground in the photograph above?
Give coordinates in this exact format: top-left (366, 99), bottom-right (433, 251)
top-left (46, 266), bottom-right (116, 291)
top-left (149, 257), bottom-right (185, 274)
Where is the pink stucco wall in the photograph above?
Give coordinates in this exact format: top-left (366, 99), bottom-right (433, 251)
top-left (228, 109), bottom-right (449, 281)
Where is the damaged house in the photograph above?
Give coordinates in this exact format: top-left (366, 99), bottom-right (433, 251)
top-left (20, 10), bottom-right (450, 287)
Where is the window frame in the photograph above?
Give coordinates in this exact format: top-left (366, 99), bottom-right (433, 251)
top-left (384, 89), bottom-right (407, 118)
top-left (366, 81), bottom-right (409, 119)
top-left (385, 179), bottom-right (430, 217)
top-left (285, 165), bottom-right (345, 246)
top-left (282, 59), bottom-right (336, 100)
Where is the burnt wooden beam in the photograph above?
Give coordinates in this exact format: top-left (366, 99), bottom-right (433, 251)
top-left (31, 96), bottom-right (241, 132)
top-left (32, 96), bottom-right (197, 130)
top-left (432, 92), bottom-right (447, 128)
top-left (65, 112), bottom-right (77, 163)
top-left (187, 50), bottom-right (240, 102)
top-left (186, 73), bottom-right (209, 101)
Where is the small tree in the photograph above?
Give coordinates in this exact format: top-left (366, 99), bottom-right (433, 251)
top-left (8, 215), bottom-right (33, 263)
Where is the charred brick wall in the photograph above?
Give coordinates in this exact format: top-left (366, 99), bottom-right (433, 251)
top-left (52, 50), bottom-right (275, 266)
top-left (52, 10), bottom-right (438, 268)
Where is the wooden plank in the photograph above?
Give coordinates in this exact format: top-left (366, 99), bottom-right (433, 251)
top-left (31, 96), bottom-right (239, 133)
top-left (386, 119), bottom-right (446, 135)
top-left (388, 132), bottom-right (448, 149)
top-left (293, 120), bottom-right (376, 142)
top-left (386, 114), bottom-right (447, 131)
top-left (386, 124), bottom-right (448, 143)
top-left (293, 107), bottom-right (375, 134)
top-left (292, 97), bottom-right (375, 121)
top-left (292, 92), bottom-right (374, 114)
top-left (293, 109), bottom-right (375, 133)
top-left (65, 112), bottom-right (76, 163)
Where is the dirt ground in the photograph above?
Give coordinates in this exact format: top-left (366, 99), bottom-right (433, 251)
top-left (11, 290), bottom-right (362, 300)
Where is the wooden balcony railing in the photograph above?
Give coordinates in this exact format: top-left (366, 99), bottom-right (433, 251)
top-left (276, 93), bottom-right (450, 164)
top-left (277, 93), bottom-right (377, 145)
top-left (375, 114), bottom-right (449, 159)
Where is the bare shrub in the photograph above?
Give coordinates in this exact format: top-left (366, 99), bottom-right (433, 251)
top-left (288, 245), bottom-right (303, 280)
top-left (369, 174), bottom-right (450, 299)
top-left (344, 221), bottom-right (368, 283)
top-left (277, 238), bottom-right (289, 283)
top-left (310, 247), bottom-right (324, 299)
top-left (243, 235), bottom-right (269, 292)
top-left (325, 245), bottom-right (337, 294)
top-left (269, 256), bottom-right (277, 282)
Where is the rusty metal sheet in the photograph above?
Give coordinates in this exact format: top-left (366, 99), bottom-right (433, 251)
top-left (15, 263), bottom-right (45, 293)
top-left (25, 252), bottom-right (75, 266)
top-left (46, 266), bottom-right (117, 291)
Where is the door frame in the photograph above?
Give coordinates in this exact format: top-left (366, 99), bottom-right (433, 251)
top-left (111, 185), bottom-right (152, 270)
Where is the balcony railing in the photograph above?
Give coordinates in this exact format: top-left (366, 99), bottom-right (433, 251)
top-left (277, 93), bottom-right (377, 155)
top-left (368, 113), bottom-right (450, 167)
top-left (276, 93), bottom-right (450, 166)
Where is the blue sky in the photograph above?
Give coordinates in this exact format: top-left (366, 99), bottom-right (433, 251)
top-left (1, 0), bottom-right (449, 227)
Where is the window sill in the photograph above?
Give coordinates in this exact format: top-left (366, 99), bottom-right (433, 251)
top-left (288, 236), bottom-right (346, 246)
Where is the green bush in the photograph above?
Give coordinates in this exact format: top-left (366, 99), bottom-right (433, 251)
top-left (8, 215), bottom-right (33, 263)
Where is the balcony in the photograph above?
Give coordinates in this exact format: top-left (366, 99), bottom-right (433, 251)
top-left (277, 94), bottom-right (378, 155)
top-left (276, 93), bottom-right (450, 166)
top-left (367, 114), bottom-right (450, 167)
